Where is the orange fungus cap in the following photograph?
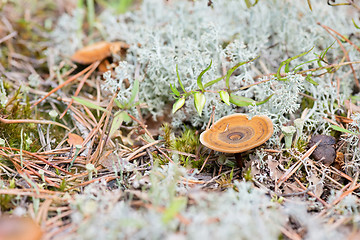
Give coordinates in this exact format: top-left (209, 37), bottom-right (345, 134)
top-left (200, 114), bottom-right (273, 153)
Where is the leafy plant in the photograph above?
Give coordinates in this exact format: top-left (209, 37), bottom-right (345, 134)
top-left (171, 57), bottom-right (273, 116)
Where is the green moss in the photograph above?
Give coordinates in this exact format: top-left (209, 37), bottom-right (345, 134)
top-left (0, 179), bottom-right (16, 211)
top-left (0, 86), bottom-right (41, 151)
top-left (157, 124), bottom-right (204, 168)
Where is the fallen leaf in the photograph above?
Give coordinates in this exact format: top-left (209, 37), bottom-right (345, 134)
top-left (307, 173), bottom-right (324, 198)
top-left (266, 155), bottom-right (283, 181)
top-left (67, 133), bottom-right (84, 146)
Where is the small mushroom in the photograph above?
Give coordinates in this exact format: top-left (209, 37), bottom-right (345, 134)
top-left (307, 135), bottom-right (336, 165)
top-left (200, 114), bottom-right (273, 153)
top-left (71, 41), bottom-right (129, 65)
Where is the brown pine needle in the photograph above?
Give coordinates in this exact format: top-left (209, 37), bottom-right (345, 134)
top-left (31, 63), bottom-right (96, 108)
top-left (60, 60), bottom-right (100, 119)
top-left (0, 116), bottom-right (70, 130)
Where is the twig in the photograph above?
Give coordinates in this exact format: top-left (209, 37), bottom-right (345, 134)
top-left (0, 31), bottom-right (17, 44)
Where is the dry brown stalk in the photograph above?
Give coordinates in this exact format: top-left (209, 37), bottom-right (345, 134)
top-left (126, 140), bottom-right (161, 162)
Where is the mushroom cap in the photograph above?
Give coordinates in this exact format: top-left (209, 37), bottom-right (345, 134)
top-left (71, 41), bottom-right (130, 65)
top-left (200, 114), bottom-right (273, 153)
top-left (71, 41), bottom-right (112, 64)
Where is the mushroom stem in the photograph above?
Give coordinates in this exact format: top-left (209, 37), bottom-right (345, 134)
top-left (294, 118), bottom-right (304, 144)
top-left (281, 126), bottom-right (296, 149)
top-left (234, 153), bottom-right (244, 168)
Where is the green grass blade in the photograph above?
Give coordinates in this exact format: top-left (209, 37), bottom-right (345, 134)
top-left (127, 78), bottom-right (139, 107)
top-left (276, 47), bottom-right (314, 81)
top-left (229, 93), bottom-right (273, 107)
top-left (225, 56), bottom-right (259, 89)
top-left (204, 75), bottom-right (224, 88)
top-left (331, 125), bottom-right (358, 135)
top-left (72, 96), bottom-right (109, 113)
top-left (170, 83), bottom-right (180, 97)
top-left (353, 19), bottom-right (360, 29)
top-left (197, 60), bottom-right (212, 91)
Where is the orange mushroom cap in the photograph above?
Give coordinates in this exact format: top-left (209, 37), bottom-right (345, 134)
top-left (200, 114), bottom-right (273, 153)
top-left (71, 41), bottom-right (130, 65)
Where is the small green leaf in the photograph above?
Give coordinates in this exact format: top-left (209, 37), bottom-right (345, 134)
top-left (197, 60), bottom-right (212, 91)
top-left (172, 96), bottom-right (185, 114)
top-left (225, 57), bottom-right (259, 89)
top-left (353, 19), bottom-right (360, 29)
top-left (305, 74), bottom-right (318, 86)
top-left (127, 78), bottom-right (139, 107)
top-left (176, 64), bottom-right (186, 93)
top-left (229, 94), bottom-right (255, 106)
top-left (229, 93), bottom-right (273, 107)
top-left (316, 42), bottom-right (335, 68)
top-left (114, 99), bottom-right (124, 109)
top-left (330, 125), bottom-right (358, 135)
top-left (351, 95), bottom-right (360, 101)
top-left (170, 83), bottom-right (180, 97)
top-left (244, 0), bottom-right (259, 8)
top-left (256, 94), bottom-right (274, 105)
top-left (72, 96), bottom-right (109, 113)
top-left (194, 92), bottom-right (206, 116)
top-left (204, 75), bottom-right (224, 88)
top-left (109, 111), bottom-right (129, 138)
top-left (292, 58), bottom-right (317, 73)
top-left (162, 197), bottom-right (187, 224)
top-left (219, 90), bottom-right (230, 106)
top-left (276, 47), bottom-right (314, 81)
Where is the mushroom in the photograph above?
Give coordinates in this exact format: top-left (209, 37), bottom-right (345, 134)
top-left (200, 114), bottom-right (273, 153)
top-left (71, 41), bottom-right (129, 65)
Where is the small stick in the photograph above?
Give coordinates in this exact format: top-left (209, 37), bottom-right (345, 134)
top-left (0, 146), bottom-right (72, 175)
top-left (199, 151), bottom-right (212, 173)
